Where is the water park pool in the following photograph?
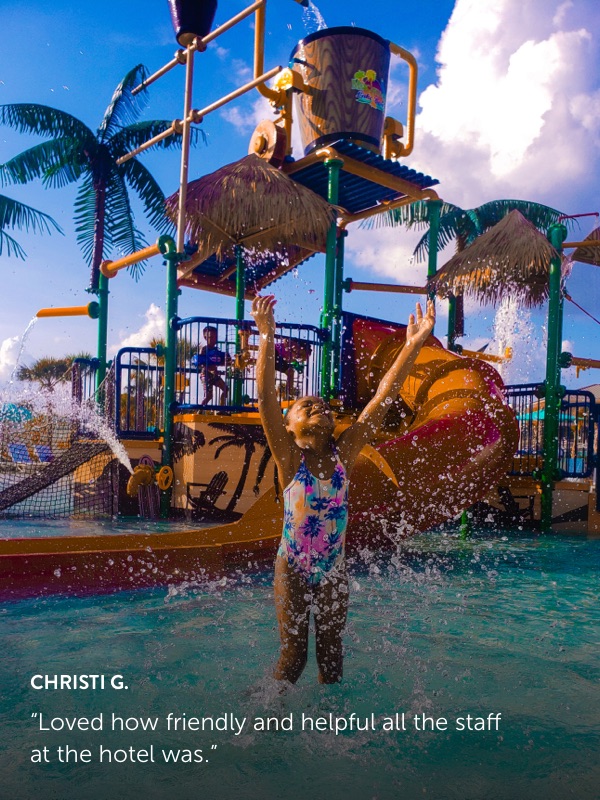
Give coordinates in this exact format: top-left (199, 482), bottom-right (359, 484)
top-left (1, 523), bottom-right (598, 800)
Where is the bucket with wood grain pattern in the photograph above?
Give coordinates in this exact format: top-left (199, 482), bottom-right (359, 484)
top-left (290, 26), bottom-right (391, 156)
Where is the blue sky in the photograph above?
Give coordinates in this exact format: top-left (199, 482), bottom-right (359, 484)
top-left (1, 0), bottom-right (599, 388)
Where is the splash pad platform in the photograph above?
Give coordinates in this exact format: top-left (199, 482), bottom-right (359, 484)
top-left (0, 319), bottom-right (521, 598)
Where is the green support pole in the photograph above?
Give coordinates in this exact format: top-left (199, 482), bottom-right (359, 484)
top-left (331, 228), bottom-right (347, 396)
top-left (95, 272), bottom-right (109, 405)
top-left (540, 223), bottom-right (568, 531)
top-left (320, 158), bottom-right (343, 401)
top-left (233, 244), bottom-right (245, 407)
top-left (427, 199), bottom-right (441, 335)
top-left (447, 293), bottom-right (457, 351)
top-left (459, 508), bottom-right (472, 539)
top-left (159, 235), bottom-right (180, 518)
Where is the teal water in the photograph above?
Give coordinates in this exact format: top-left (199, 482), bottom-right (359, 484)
top-left (0, 525), bottom-right (598, 800)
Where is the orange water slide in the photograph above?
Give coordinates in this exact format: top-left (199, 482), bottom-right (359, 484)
top-left (331, 314), bottom-right (519, 545)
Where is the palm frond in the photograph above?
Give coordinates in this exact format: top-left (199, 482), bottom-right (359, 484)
top-left (0, 192), bottom-right (62, 235)
top-left (110, 120), bottom-right (206, 155)
top-left (74, 173), bottom-right (104, 265)
top-left (0, 103), bottom-right (93, 140)
top-left (104, 169), bottom-right (148, 279)
top-left (1, 139), bottom-right (84, 186)
top-left (367, 199), bottom-right (460, 230)
top-left (97, 65), bottom-right (149, 142)
top-left (0, 228), bottom-right (26, 259)
top-left (120, 158), bottom-right (173, 234)
top-left (412, 211), bottom-right (470, 262)
top-left (472, 199), bottom-right (570, 234)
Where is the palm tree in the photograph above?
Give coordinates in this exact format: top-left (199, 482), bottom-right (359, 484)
top-left (0, 192), bottom-right (62, 258)
top-left (0, 64), bottom-right (204, 290)
top-left (378, 199), bottom-right (567, 346)
top-left (16, 356), bottom-right (74, 392)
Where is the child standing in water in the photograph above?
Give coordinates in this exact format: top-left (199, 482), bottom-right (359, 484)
top-left (251, 295), bottom-right (435, 684)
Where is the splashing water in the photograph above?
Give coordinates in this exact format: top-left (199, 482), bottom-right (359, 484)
top-left (493, 294), bottom-right (538, 384)
top-left (7, 316), bottom-right (38, 385)
top-left (302, 0), bottom-right (327, 34)
top-left (73, 394), bottom-right (134, 473)
top-left (0, 382), bottom-right (133, 473)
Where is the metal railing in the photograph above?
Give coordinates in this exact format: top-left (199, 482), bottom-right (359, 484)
top-left (175, 316), bottom-right (325, 412)
top-left (115, 347), bottom-right (164, 439)
top-left (71, 358), bottom-right (99, 404)
top-left (504, 383), bottom-right (596, 478)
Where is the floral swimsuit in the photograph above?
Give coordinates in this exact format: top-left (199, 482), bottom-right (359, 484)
top-left (278, 447), bottom-right (349, 585)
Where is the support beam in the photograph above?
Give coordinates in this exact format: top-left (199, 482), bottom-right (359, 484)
top-left (233, 244), bottom-right (245, 406)
top-left (95, 273), bottom-right (109, 402)
top-left (160, 239), bottom-right (182, 517)
top-left (331, 229), bottom-right (347, 396)
top-left (447, 293), bottom-right (457, 351)
top-left (342, 279), bottom-right (425, 295)
top-left (320, 158), bottom-right (343, 401)
top-left (540, 223), bottom-right (568, 531)
top-left (427, 199), bottom-right (441, 334)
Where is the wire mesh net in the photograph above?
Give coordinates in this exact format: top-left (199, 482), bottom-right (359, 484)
top-left (0, 406), bottom-right (119, 519)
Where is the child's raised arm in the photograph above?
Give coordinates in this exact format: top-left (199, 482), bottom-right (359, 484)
top-left (251, 295), bottom-right (296, 482)
top-left (337, 300), bottom-right (435, 470)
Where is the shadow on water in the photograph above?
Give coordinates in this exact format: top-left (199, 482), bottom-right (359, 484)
top-left (0, 526), bottom-right (598, 800)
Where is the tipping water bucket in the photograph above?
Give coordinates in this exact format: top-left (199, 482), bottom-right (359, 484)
top-left (290, 26), bottom-right (391, 156)
top-left (167, 0), bottom-right (218, 46)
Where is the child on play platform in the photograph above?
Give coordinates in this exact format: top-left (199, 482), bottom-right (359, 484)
top-left (251, 294), bottom-right (435, 685)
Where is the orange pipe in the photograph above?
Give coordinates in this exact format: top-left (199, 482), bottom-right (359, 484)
top-left (571, 356), bottom-right (600, 369)
top-left (345, 280), bottom-right (426, 295)
top-left (460, 347), bottom-right (512, 364)
top-left (564, 240), bottom-right (600, 249)
top-left (388, 43), bottom-right (418, 157)
top-left (36, 305), bottom-right (94, 318)
top-left (253, 1), bottom-right (279, 102)
top-left (100, 244), bottom-right (161, 278)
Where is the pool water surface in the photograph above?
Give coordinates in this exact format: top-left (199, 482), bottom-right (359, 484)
top-left (0, 524), bottom-right (598, 800)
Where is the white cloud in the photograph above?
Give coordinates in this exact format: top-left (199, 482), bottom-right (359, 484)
top-left (213, 45), bottom-right (229, 60)
top-left (220, 94), bottom-right (273, 135)
top-left (0, 336), bottom-right (20, 384)
top-left (345, 224), bottom-right (427, 283)
top-left (553, 1), bottom-right (574, 26)
top-left (111, 304), bottom-right (165, 354)
top-left (406, 0), bottom-right (600, 209)
top-left (232, 58), bottom-right (252, 80)
top-left (345, 220), bottom-right (458, 285)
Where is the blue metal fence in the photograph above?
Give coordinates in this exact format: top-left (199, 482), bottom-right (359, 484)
top-left (504, 383), bottom-right (596, 479)
top-left (175, 316), bottom-right (325, 412)
top-left (114, 347), bottom-right (164, 439)
top-left (71, 358), bottom-right (99, 404)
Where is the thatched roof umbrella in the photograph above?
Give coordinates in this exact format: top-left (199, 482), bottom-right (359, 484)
top-left (572, 226), bottom-right (600, 266)
top-left (430, 210), bottom-right (562, 307)
top-left (165, 153), bottom-right (335, 288)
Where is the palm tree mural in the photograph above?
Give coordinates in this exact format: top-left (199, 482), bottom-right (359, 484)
top-left (379, 199), bottom-right (568, 346)
top-left (0, 192), bottom-right (62, 258)
top-left (252, 439), bottom-right (274, 496)
top-left (0, 64), bottom-right (204, 290)
top-left (172, 422), bottom-right (205, 463)
top-left (208, 424), bottom-right (272, 513)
